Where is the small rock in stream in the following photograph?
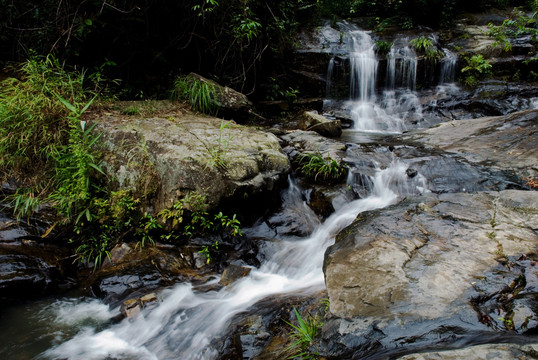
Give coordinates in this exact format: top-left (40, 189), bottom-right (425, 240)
top-left (220, 265), bottom-right (252, 286)
top-left (120, 292), bottom-right (158, 318)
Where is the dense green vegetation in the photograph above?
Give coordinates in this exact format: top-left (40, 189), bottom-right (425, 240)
top-left (1, 0), bottom-right (534, 98)
top-left (0, 56), bottom-right (243, 270)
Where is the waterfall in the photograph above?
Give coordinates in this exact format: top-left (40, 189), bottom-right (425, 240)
top-left (326, 57), bottom-right (335, 96)
top-left (349, 30), bottom-right (377, 102)
top-left (346, 29), bottom-right (381, 131)
top-left (386, 39), bottom-right (417, 91)
top-left (439, 48), bottom-right (457, 84)
top-left (380, 38), bottom-right (421, 129)
top-left (40, 162), bottom-right (428, 360)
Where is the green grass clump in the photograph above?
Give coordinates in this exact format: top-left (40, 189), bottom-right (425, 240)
top-left (0, 55), bottom-right (90, 180)
top-left (171, 74), bottom-right (220, 115)
top-left (297, 153), bottom-right (348, 183)
top-left (284, 308), bottom-right (323, 359)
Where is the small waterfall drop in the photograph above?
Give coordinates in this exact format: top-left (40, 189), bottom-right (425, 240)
top-left (347, 29), bottom-right (381, 131)
top-left (386, 39), bottom-right (417, 91)
top-left (439, 48), bottom-right (457, 84)
top-left (349, 30), bottom-right (378, 102)
top-left (41, 162), bottom-right (427, 360)
top-left (326, 57), bottom-right (335, 95)
top-left (380, 38), bottom-right (421, 129)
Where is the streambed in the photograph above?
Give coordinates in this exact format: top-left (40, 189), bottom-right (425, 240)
top-left (1, 23), bottom-right (537, 360)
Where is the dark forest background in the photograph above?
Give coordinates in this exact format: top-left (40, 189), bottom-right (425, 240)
top-left (0, 0), bottom-right (534, 98)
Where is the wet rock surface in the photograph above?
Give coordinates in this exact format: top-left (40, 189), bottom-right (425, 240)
top-left (86, 243), bottom-right (193, 306)
top-left (405, 109), bottom-right (538, 179)
top-left (298, 111), bottom-right (342, 138)
top-left (0, 253), bottom-right (62, 304)
top-left (397, 342), bottom-right (538, 360)
top-left (322, 190), bottom-right (538, 359)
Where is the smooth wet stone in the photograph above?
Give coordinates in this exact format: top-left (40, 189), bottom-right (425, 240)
top-left (220, 265), bottom-right (252, 286)
top-left (120, 292), bottom-right (158, 318)
top-left (397, 342), bottom-right (538, 360)
top-left (322, 190), bottom-right (538, 358)
top-left (89, 243), bottom-right (192, 305)
top-left (405, 109), bottom-right (538, 179)
top-left (298, 111), bottom-right (342, 137)
top-left (0, 254), bottom-right (61, 303)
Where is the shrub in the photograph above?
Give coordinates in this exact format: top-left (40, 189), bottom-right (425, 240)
top-left (375, 40), bottom-right (393, 55)
top-left (488, 6), bottom-right (538, 52)
top-left (461, 54), bottom-right (493, 87)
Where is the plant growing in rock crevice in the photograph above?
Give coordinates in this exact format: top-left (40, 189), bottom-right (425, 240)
top-left (171, 75), bottom-right (220, 115)
top-left (284, 300), bottom-right (328, 360)
top-left (296, 153), bottom-right (348, 184)
top-left (159, 192), bottom-right (243, 264)
top-left (488, 6), bottom-right (538, 52)
top-left (409, 36), bottom-right (443, 62)
top-left (207, 120), bottom-right (234, 170)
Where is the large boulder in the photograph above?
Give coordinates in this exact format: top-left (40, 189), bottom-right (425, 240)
top-left (87, 242), bottom-right (193, 306)
top-left (94, 103), bottom-right (290, 214)
top-left (398, 342), bottom-right (538, 360)
top-left (321, 190), bottom-right (538, 358)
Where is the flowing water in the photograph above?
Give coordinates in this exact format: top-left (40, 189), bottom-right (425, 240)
top-left (1, 24), bottom-right (459, 360)
top-left (0, 159), bottom-right (428, 360)
top-left (327, 26), bottom-right (459, 133)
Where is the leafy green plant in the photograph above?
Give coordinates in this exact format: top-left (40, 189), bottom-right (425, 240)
top-left (49, 93), bottom-right (104, 221)
top-left (0, 55), bottom-right (89, 178)
top-left (264, 77), bottom-right (300, 102)
top-left (410, 36), bottom-right (442, 62)
top-left (198, 241), bottom-right (219, 264)
top-left (8, 189), bottom-right (41, 222)
top-left (461, 55), bottom-right (493, 87)
top-left (297, 153), bottom-right (348, 183)
top-left (488, 6), bottom-right (537, 51)
top-left (232, 6), bottom-right (261, 42)
top-left (135, 212), bottom-right (162, 250)
top-left (375, 40), bottom-right (393, 55)
top-left (171, 75), bottom-right (220, 115)
top-left (284, 308), bottom-right (323, 360)
top-left (159, 191), bottom-right (243, 242)
top-left (192, 0), bottom-right (220, 17)
top-left (214, 212), bottom-right (243, 237)
top-left (74, 233), bottom-right (112, 272)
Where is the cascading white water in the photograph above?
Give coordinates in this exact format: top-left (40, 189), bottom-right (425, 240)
top-left (380, 38), bottom-right (423, 127)
top-left (347, 29), bottom-right (380, 131)
top-left (326, 57), bottom-right (335, 96)
top-left (345, 31), bottom-right (422, 133)
top-left (439, 48), bottom-right (457, 84)
top-left (40, 162), bottom-right (427, 360)
top-left (386, 39), bottom-right (417, 91)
